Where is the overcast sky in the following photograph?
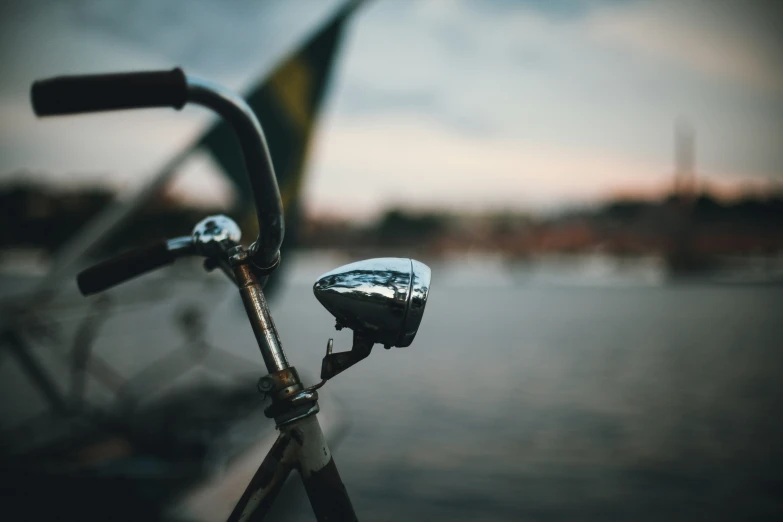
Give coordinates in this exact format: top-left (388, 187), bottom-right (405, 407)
top-left (1, 0), bottom-right (781, 217)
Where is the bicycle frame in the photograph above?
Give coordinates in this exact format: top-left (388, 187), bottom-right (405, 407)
top-left (225, 245), bottom-right (356, 521)
top-left (31, 68), bottom-right (430, 522)
top-left (189, 79), bottom-right (357, 519)
top-left (172, 74), bottom-right (357, 521)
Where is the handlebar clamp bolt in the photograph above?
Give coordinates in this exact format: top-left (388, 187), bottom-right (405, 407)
top-left (228, 246), bottom-right (249, 267)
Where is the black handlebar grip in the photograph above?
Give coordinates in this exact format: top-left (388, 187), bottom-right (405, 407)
top-left (77, 240), bottom-right (176, 296)
top-left (31, 68), bottom-right (187, 116)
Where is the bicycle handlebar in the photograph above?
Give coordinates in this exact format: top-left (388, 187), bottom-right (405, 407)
top-left (31, 68), bottom-right (187, 116)
top-left (31, 69), bottom-right (284, 273)
top-left (76, 239), bottom-right (178, 296)
top-left (186, 77), bottom-right (284, 271)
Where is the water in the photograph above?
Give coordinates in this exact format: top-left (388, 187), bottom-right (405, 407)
top-left (263, 255), bottom-right (783, 521)
top-left (3, 254), bottom-right (783, 520)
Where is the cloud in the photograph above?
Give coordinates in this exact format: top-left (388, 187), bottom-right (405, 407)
top-left (305, 112), bottom-right (671, 217)
top-left (330, 0), bottom-right (782, 184)
top-left (584, 0), bottom-right (783, 92)
top-left (0, 0), bottom-right (345, 181)
top-left (1, 0), bottom-right (780, 215)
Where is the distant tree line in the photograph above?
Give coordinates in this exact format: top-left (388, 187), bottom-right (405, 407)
top-left (596, 193), bottom-right (783, 231)
top-left (0, 179), bottom-right (233, 256)
top-left (3, 178), bottom-right (783, 259)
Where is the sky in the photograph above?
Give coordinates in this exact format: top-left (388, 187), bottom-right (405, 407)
top-left (0, 0), bottom-right (781, 218)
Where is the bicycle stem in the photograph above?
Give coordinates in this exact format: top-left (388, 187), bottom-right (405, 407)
top-left (232, 256), bottom-right (289, 373)
top-left (186, 76), bottom-right (356, 521)
top-left (31, 66), bottom-right (375, 521)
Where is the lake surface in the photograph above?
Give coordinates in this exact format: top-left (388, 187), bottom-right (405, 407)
top-left (265, 255), bottom-right (783, 521)
top-left (2, 253), bottom-right (783, 521)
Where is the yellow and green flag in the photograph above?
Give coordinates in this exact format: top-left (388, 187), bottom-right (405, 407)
top-left (198, 1), bottom-right (361, 248)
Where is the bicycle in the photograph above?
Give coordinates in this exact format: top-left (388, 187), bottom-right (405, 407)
top-left (30, 68), bottom-right (432, 521)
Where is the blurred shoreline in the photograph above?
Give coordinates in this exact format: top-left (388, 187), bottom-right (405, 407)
top-left (2, 175), bottom-right (783, 288)
top-left (4, 175), bottom-right (783, 255)
top-left (4, 248), bottom-right (783, 291)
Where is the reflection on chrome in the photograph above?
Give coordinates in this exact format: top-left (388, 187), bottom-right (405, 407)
top-left (313, 258), bottom-right (431, 347)
top-left (191, 215), bottom-right (242, 256)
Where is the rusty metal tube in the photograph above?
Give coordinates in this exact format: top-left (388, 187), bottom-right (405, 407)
top-left (225, 415), bottom-right (355, 522)
top-left (233, 263), bottom-right (289, 373)
top-left (226, 431), bottom-right (297, 522)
